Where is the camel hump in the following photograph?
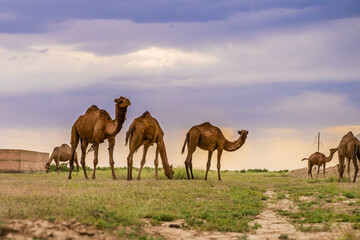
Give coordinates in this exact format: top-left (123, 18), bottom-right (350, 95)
top-left (86, 105), bottom-right (99, 113)
top-left (60, 143), bottom-right (68, 147)
top-left (141, 111), bottom-right (151, 118)
top-left (200, 122), bottom-right (211, 127)
top-left (99, 109), bottom-right (111, 119)
top-left (347, 131), bottom-right (354, 137)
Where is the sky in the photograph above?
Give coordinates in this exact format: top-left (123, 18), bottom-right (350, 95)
top-left (1, 0), bottom-right (360, 173)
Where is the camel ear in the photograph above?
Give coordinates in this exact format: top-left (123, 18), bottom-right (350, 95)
top-left (170, 164), bottom-right (173, 169)
top-left (238, 130), bottom-right (241, 135)
top-left (246, 130), bottom-right (249, 134)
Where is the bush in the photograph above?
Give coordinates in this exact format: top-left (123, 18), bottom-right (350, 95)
top-left (49, 163), bottom-right (69, 172)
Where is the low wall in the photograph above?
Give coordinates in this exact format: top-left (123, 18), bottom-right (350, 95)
top-left (0, 149), bottom-right (49, 173)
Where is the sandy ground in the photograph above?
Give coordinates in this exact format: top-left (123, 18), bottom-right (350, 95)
top-left (289, 164), bottom-right (359, 181)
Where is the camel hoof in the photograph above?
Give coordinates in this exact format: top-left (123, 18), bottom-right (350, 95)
top-left (91, 176), bottom-right (96, 180)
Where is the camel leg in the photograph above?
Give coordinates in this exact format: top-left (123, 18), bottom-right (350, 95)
top-left (91, 142), bottom-right (99, 179)
top-left (184, 151), bottom-right (195, 180)
top-left (127, 149), bottom-right (135, 181)
top-left (137, 145), bottom-right (150, 180)
top-left (108, 137), bottom-right (117, 180)
top-left (347, 158), bottom-right (351, 182)
top-left (56, 160), bottom-right (60, 175)
top-left (338, 154), bottom-right (345, 182)
top-left (309, 164), bottom-right (314, 179)
top-left (204, 151), bottom-right (213, 181)
top-left (216, 149), bottom-right (223, 181)
top-left (154, 146), bottom-right (160, 180)
top-left (189, 156), bottom-right (194, 179)
top-left (184, 133), bottom-right (198, 180)
top-left (68, 144), bottom-right (79, 180)
top-left (80, 140), bottom-right (89, 179)
top-left (75, 155), bottom-right (80, 175)
top-left (323, 163), bottom-right (326, 178)
top-left (352, 158), bottom-right (358, 182)
top-left (316, 165), bottom-right (320, 179)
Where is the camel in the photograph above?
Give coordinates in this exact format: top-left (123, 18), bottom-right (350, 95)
top-left (68, 96), bottom-right (131, 180)
top-left (301, 148), bottom-right (338, 179)
top-left (125, 111), bottom-right (174, 180)
top-left (337, 131), bottom-right (360, 182)
top-left (45, 144), bottom-right (79, 174)
top-left (181, 122), bottom-right (248, 180)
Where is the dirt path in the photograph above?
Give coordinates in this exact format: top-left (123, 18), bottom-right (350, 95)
top-left (248, 190), bottom-right (359, 240)
top-left (143, 190), bottom-right (360, 240)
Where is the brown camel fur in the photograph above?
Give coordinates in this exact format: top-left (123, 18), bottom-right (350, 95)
top-left (337, 131), bottom-right (360, 182)
top-left (45, 144), bottom-right (79, 174)
top-left (181, 122), bottom-right (248, 180)
top-left (125, 111), bottom-right (174, 180)
top-left (301, 148), bottom-right (338, 179)
top-left (68, 97), bottom-right (131, 180)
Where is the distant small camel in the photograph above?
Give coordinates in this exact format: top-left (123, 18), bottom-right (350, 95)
top-left (302, 148), bottom-right (338, 179)
top-left (181, 122), bottom-right (248, 180)
top-left (45, 144), bottom-right (79, 174)
top-left (125, 111), bottom-right (174, 180)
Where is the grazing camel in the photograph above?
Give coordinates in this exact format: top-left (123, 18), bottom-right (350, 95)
top-left (181, 122), bottom-right (248, 180)
top-left (45, 144), bottom-right (79, 174)
top-left (125, 111), bottom-right (174, 180)
top-left (301, 148), bottom-right (338, 179)
top-left (68, 97), bottom-right (131, 180)
top-left (337, 131), bottom-right (360, 182)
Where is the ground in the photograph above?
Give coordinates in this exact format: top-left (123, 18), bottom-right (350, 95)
top-left (1, 167), bottom-right (360, 239)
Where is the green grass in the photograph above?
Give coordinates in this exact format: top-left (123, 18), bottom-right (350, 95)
top-left (0, 168), bottom-right (267, 233)
top-left (1, 168), bottom-right (360, 236)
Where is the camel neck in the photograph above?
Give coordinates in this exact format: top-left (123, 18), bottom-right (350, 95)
top-left (111, 105), bottom-right (128, 135)
top-left (224, 136), bottom-right (246, 152)
top-left (325, 151), bottom-right (335, 163)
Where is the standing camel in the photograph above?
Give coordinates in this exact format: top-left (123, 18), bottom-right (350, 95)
top-left (337, 131), bottom-right (360, 182)
top-left (301, 148), bottom-right (338, 179)
top-left (68, 97), bottom-right (131, 180)
top-left (125, 111), bottom-right (174, 180)
top-left (181, 122), bottom-right (248, 180)
top-left (45, 144), bottom-right (79, 174)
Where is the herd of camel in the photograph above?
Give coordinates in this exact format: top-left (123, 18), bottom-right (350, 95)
top-left (44, 96), bottom-right (360, 182)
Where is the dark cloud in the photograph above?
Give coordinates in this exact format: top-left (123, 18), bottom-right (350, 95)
top-left (0, 81), bottom-right (359, 132)
top-left (0, 0), bottom-right (359, 33)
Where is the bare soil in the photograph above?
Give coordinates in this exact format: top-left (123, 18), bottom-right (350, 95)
top-left (289, 165), bottom-right (358, 181)
top-left (0, 219), bottom-right (117, 240)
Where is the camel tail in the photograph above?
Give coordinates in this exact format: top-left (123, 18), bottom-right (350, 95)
top-left (301, 158), bottom-right (308, 161)
top-left (125, 125), bottom-right (135, 146)
top-left (181, 132), bottom-right (189, 154)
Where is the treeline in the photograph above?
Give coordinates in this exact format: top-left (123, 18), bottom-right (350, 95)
top-left (236, 169), bottom-right (288, 173)
top-left (49, 164), bottom-right (288, 174)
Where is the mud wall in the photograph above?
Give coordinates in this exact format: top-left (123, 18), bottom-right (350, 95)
top-left (0, 149), bottom-right (49, 173)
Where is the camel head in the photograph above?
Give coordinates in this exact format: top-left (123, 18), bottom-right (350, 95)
top-left (114, 96), bottom-right (131, 108)
top-left (238, 130), bottom-right (249, 140)
top-left (165, 164), bottom-right (174, 179)
top-left (330, 148), bottom-right (338, 154)
top-left (45, 163), bottom-right (51, 173)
